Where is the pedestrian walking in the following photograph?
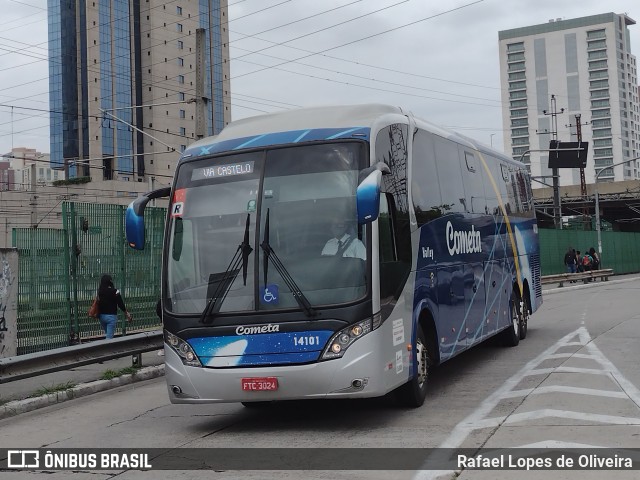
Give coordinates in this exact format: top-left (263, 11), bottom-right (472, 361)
top-left (96, 274), bottom-right (132, 339)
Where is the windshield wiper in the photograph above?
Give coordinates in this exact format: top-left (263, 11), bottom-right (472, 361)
top-left (261, 209), bottom-right (316, 317)
top-left (200, 214), bottom-right (253, 324)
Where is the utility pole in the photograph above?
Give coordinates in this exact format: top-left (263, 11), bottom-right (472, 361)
top-left (29, 163), bottom-right (37, 228)
top-left (194, 28), bottom-right (207, 140)
top-left (566, 113), bottom-right (590, 229)
top-left (542, 94), bottom-right (564, 229)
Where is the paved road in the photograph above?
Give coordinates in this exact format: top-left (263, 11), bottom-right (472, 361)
top-left (1, 278), bottom-right (640, 479)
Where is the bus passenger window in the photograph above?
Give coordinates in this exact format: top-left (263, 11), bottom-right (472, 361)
top-left (411, 129), bottom-right (444, 226)
top-left (379, 193), bottom-right (396, 263)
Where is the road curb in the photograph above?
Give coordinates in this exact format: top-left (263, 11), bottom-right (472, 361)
top-left (0, 364), bottom-right (165, 421)
top-left (543, 275), bottom-right (640, 295)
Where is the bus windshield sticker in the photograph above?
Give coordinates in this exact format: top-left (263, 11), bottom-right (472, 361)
top-left (260, 284), bottom-right (279, 305)
top-left (247, 199), bottom-right (256, 212)
top-left (191, 161), bottom-right (254, 181)
top-left (171, 188), bottom-right (186, 217)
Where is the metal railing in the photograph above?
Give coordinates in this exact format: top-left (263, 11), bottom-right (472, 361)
top-left (0, 330), bottom-right (163, 384)
top-left (540, 269), bottom-right (613, 288)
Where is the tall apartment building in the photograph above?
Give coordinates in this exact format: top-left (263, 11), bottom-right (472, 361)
top-left (498, 13), bottom-right (639, 186)
top-left (47, 0), bottom-right (231, 188)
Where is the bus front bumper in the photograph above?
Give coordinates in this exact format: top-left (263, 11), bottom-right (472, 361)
top-left (163, 330), bottom-right (403, 403)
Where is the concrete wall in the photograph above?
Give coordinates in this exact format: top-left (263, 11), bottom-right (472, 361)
top-left (0, 248), bottom-right (18, 358)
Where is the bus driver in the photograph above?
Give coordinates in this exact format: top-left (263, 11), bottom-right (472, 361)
top-left (321, 218), bottom-right (366, 260)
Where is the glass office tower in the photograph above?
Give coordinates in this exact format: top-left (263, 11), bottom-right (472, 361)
top-left (47, 0), bottom-right (231, 183)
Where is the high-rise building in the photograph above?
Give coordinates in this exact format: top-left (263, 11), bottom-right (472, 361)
top-left (47, 0), bottom-right (231, 187)
top-left (498, 13), bottom-right (639, 186)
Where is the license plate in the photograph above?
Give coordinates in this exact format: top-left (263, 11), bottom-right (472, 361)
top-left (241, 377), bottom-right (278, 391)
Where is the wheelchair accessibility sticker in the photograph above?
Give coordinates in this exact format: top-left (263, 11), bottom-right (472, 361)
top-left (260, 284), bottom-right (279, 305)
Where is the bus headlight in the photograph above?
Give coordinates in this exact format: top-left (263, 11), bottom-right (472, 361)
top-left (321, 319), bottom-right (372, 360)
top-left (164, 330), bottom-right (202, 367)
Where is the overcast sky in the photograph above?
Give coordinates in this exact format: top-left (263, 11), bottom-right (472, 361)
top-left (0, 0), bottom-right (638, 157)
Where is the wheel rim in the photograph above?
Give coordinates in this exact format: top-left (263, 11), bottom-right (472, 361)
top-left (416, 338), bottom-right (428, 388)
top-left (512, 301), bottom-right (520, 337)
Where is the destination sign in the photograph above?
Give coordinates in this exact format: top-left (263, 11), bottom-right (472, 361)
top-left (191, 161), bottom-right (254, 181)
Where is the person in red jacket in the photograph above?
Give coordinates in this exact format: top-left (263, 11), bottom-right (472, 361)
top-left (96, 274), bottom-right (132, 339)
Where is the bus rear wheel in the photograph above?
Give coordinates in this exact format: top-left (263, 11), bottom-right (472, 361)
top-left (519, 295), bottom-right (529, 340)
top-left (395, 325), bottom-right (430, 408)
top-left (502, 293), bottom-right (521, 347)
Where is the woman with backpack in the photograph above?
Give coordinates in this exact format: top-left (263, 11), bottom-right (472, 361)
top-left (582, 249), bottom-right (593, 272)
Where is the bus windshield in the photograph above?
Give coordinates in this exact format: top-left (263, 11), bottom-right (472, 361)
top-left (166, 141), bottom-right (369, 316)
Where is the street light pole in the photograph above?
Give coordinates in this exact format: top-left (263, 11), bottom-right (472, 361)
top-left (594, 155), bottom-right (640, 267)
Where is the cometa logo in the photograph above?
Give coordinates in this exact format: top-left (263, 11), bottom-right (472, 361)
top-left (235, 324), bottom-right (280, 335)
top-left (446, 221), bottom-right (482, 255)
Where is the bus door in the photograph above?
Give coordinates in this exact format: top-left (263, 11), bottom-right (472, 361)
top-left (464, 263), bottom-right (486, 346)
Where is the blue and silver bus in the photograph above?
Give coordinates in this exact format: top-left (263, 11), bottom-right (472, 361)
top-left (126, 104), bottom-right (541, 407)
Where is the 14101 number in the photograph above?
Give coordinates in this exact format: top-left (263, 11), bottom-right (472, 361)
top-left (293, 336), bottom-right (320, 346)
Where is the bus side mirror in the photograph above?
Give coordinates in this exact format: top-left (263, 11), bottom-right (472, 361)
top-left (356, 163), bottom-right (390, 224)
top-left (125, 187), bottom-right (171, 250)
top-left (126, 198), bottom-right (148, 250)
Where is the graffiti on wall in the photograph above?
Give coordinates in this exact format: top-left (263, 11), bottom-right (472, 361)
top-left (0, 250), bottom-right (17, 357)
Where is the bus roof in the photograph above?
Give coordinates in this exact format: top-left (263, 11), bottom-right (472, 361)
top-left (182, 103), bottom-right (524, 169)
top-left (182, 104), bottom-right (402, 160)
top-left (196, 104), bottom-right (402, 143)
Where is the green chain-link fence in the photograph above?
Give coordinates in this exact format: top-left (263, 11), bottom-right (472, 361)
top-left (12, 201), bottom-right (166, 354)
top-left (12, 206), bottom-right (640, 354)
top-left (538, 228), bottom-right (640, 275)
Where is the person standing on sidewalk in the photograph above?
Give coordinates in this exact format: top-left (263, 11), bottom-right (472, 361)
top-left (589, 247), bottom-right (601, 270)
top-left (564, 247), bottom-right (577, 274)
top-left (97, 274), bottom-right (132, 339)
top-left (576, 250), bottom-right (583, 272)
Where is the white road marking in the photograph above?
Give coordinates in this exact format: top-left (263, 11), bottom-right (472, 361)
top-left (413, 326), bottom-right (640, 480)
top-left (503, 386), bottom-right (627, 399)
top-left (519, 440), bottom-right (602, 448)
top-left (526, 367), bottom-right (614, 376)
top-left (544, 353), bottom-right (598, 360)
top-left (484, 409), bottom-right (640, 427)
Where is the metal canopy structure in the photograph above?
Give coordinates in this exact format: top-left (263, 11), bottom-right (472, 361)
top-left (534, 184), bottom-right (640, 229)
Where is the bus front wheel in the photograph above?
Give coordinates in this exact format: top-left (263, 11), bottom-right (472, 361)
top-left (395, 325), bottom-right (431, 408)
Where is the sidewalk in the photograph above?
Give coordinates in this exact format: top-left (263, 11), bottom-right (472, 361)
top-left (1, 350), bottom-right (166, 420)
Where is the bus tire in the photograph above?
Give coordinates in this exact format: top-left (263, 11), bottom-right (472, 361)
top-left (519, 295), bottom-right (529, 340)
top-left (502, 293), bottom-right (520, 347)
top-left (395, 325), bottom-right (430, 408)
